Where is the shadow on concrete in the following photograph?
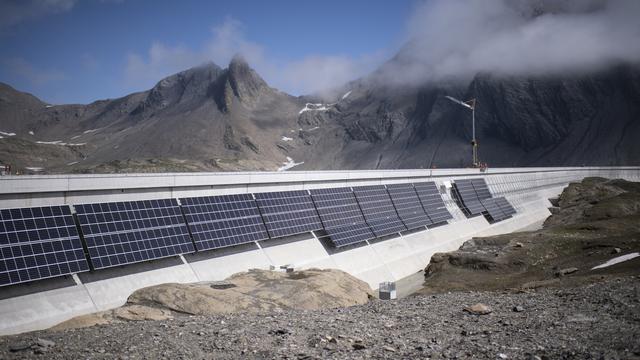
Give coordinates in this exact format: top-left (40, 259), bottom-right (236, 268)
top-left (259, 232), bottom-right (314, 249)
top-left (0, 275), bottom-right (77, 300)
top-left (78, 256), bottom-right (184, 283)
top-left (368, 233), bottom-right (399, 245)
top-left (401, 227), bottom-right (428, 236)
top-left (427, 221), bottom-right (449, 229)
top-left (315, 230), bottom-right (370, 255)
top-left (184, 242), bottom-right (260, 263)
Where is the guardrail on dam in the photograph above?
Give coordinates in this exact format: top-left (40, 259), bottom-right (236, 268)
top-left (1, 166), bottom-right (639, 335)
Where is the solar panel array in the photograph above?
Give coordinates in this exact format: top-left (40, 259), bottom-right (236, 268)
top-left (414, 182), bottom-right (454, 224)
top-left (452, 179), bottom-right (486, 216)
top-left (1, 206), bottom-right (89, 287)
top-left (180, 194), bottom-right (269, 251)
top-left (1, 179), bottom-right (460, 286)
top-left (254, 190), bottom-right (323, 238)
top-left (75, 199), bottom-right (194, 270)
top-left (352, 185), bottom-right (407, 237)
top-left (310, 187), bottom-right (375, 247)
top-left (452, 178), bottom-right (517, 222)
top-left (386, 183), bottom-right (432, 230)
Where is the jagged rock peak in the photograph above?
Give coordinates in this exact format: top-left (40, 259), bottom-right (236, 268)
top-left (130, 62), bottom-right (225, 116)
top-left (154, 61), bottom-right (223, 89)
top-left (226, 54), bottom-right (267, 101)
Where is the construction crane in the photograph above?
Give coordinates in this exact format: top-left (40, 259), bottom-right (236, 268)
top-left (445, 95), bottom-right (480, 168)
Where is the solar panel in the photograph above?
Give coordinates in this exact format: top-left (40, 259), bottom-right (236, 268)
top-left (385, 183), bottom-right (432, 230)
top-left (309, 187), bottom-right (375, 247)
top-left (414, 182), bottom-right (453, 224)
top-left (0, 205), bottom-right (89, 287)
top-left (495, 197), bottom-right (517, 216)
top-left (254, 190), bottom-right (323, 238)
top-left (352, 185), bottom-right (406, 237)
top-left (309, 187), bottom-right (369, 228)
top-left (480, 198), bottom-right (507, 221)
top-left (471, 178), bottom-right (493, 200)
top-left (452, 179), bottom-right (516, 222)
top-left (452, 179), bottom-right (486, 216)
top-left (180, 194), bottom-right (269, 251)
top-left (452, 179), bottom-right (478, 204)
top-left (324, 223), bottom-right (376, 248)
top-left (75, 199), bottom-right (194, 270)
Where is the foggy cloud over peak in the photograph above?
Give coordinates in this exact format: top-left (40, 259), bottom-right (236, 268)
top-left (377, 0), bottom-right (640, 87)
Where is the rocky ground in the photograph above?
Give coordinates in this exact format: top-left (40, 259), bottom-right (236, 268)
top-left (420, 177), bottom-right (640, 294)
top-left (2, 177), bottom-right (640, 359)
top-left (1, 277), bottom-right (638, 359)
top-left (51, 269), bottom-right (373, 331)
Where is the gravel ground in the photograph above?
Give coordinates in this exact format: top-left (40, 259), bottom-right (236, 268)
top-left (1, 276), bottom-right (639, 360)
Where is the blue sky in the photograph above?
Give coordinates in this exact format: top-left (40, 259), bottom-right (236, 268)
top-left (0, 0), bottom-right (416, 104)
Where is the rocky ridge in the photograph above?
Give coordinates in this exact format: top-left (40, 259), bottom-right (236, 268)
top-left (1, 56), bottom-right (638, 173)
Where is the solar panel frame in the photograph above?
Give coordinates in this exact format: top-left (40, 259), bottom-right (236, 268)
top-left (352, 185), bottom-right (407, 237)
top-left (414, 182), bottom-right (454, 224)
top-left (0, 205), bottom-right (89, 287)
top-left (75, 199), bottom-right (194, 270)
top-left (385, 183), bottom-right (432, 230)
top-left (254, 190), bottom-right (323, 238)
top-left (180, 194), bottom-right (269, 251)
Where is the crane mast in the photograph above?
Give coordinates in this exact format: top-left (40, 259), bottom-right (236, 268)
top-left (445, 96), bottom-right (479, 168)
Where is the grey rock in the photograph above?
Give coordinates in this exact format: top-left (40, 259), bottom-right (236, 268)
top-left (8, 342), bottom-right (31, 352)
top-left (513, 306), bottom-right (525, 312)
top-left (555, 267), bottom-right (579, 277)
top-left (35, 338), bottom-right (55, 349)
top-left (464, 303), bottom-right (493, 315)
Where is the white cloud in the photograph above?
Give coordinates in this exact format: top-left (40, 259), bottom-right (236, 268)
top-left (124, 42), bottom-right (202, 88)
top-left (124, 1), bottom-right (640, 95)
top-left (280, 54), bottom-right (380, 97)
top-left (123, 17), bottom-right (384, 96)
top-left (0, 0), bottom-right (77, 28)
top-left (377, 0), bottom-right (640, 86)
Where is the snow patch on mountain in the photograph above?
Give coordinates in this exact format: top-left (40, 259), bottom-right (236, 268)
top-left (277, 156), bottom-right (304, 171)
top-left (591, 252), bottom-right (639, 270)
top-left (36, 140), bottom-right (86, 146)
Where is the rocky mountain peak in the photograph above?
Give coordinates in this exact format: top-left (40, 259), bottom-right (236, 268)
top-left (226, 54), bottom-right (268, 101)
top-left (130, 62), bottom-right (224, 116)
top-left (153, 61), bottom-right (223, 93)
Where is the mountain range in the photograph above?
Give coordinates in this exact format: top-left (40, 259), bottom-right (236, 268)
top-left (0, 54), bottom-right (639, 174)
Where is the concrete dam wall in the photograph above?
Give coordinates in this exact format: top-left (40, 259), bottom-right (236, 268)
top-left (1, 167), bottom-right (639, 335)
